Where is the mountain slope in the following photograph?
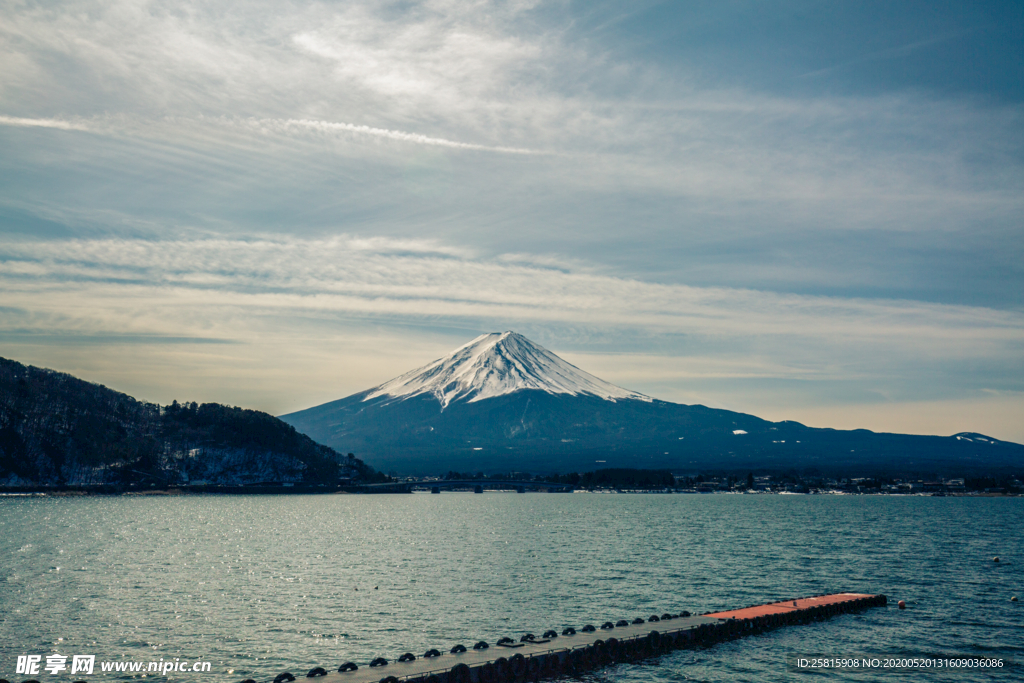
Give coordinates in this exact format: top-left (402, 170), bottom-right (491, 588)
top-left (281, 332), bottom-right (1024, 475)
top-left (0, 356), bottom-right (382, 487)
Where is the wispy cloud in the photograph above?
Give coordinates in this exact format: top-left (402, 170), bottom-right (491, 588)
top-left (253, 118), bottom-right (542, 154)
top-left (0, 115), bottom-right (89, 131)
top-left (0, 113), bottom-right (541, 154)
top-left (796, 31), bottom-right (968, 80)
top-left (2, 235), bottom-right (1020, 356)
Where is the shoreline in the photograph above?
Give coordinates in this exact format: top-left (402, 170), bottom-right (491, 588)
top-left (1, 486), bottom-right (1019, 497)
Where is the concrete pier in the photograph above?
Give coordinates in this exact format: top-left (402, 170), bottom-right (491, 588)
top-left (267, 593), bottom-right (886, 683)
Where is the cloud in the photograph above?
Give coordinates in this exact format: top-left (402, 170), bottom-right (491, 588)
top-left (0, 116), bottom-right (89, 131)
top-left (1, 233), bottom-right (1021, 439)
top-left (2, 234), bottom-right (1020, 356)
top-left (253, 118), bottom-right (542, 154)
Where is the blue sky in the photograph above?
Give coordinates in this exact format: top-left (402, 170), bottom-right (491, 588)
top-left (1, 1), bottom-right (1022, 441)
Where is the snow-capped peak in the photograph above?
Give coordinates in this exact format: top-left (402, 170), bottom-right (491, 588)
top-left (364, 331), bottom-right (651, 409)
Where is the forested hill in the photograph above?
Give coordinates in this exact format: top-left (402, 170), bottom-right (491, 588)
top-left (0, 356), bottom-right (384, 488)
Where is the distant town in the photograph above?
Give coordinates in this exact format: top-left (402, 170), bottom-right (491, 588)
top-left (393, 469), bottom-right (1023, 496)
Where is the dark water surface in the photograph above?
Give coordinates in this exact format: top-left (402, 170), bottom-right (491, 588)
top-left (1, 494), bottom-right (1021, 682)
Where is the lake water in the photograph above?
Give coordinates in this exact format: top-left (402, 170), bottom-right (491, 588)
top-left (1, 494), bottom-right (1021, 682)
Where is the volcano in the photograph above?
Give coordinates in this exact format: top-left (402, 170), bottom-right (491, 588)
top-left (280, 332), bottom-right (1022, 476)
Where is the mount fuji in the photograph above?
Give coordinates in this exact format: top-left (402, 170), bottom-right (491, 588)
top-left (281, 332), bottom-right (1022, 475)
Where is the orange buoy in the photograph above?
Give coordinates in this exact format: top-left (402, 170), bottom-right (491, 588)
top-left (897, 600), bottom-right (906, 609)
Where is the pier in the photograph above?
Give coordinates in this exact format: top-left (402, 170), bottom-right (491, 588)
top-left (265, 592), bottom-right (886, 683)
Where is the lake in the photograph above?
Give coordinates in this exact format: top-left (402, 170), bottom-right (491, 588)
top-left (1, 493), bottom-right (1021, 681)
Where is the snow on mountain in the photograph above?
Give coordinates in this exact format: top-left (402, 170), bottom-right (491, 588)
top-left (364, 331), bottom-right (652, 408)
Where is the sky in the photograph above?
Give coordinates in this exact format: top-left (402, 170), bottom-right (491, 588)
top-left (1, 0), bottom-right (1022, 442)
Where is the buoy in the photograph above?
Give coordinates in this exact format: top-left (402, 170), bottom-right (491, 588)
top-left (993, 557), bottom-right (1000, 562)
top-left (1012, 596), bottom-right (1018, 602)
top-left (897, 600), bottom-right (906, 609)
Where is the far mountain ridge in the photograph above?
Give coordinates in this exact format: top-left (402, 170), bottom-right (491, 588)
top-left (281, 332), bottom-right (1023, 476)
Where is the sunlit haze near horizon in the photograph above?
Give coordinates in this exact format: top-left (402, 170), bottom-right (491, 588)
top-left (1, 1), bottom-right (1022, 442)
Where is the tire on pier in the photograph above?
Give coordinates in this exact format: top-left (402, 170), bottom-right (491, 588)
top-left (337, 662), bottom-right (358, 672)
top-left (526, 656), bottom-right (541, 681)
top-left (509, 653), bottom-right (526, 679)
top-left (605, 637), bottom-right (620, 661)
top-left (647, 630), bottom-right (661, 653)
top-left (492, 657), bottom-right (511, 682)
top-left (568, 649), bottom-right (585, 673)
top-left (476, 662), bottom-right (495, 683)
top-left (305, 667), bottom-right (327, 678)
top-left (369, 658), bottom-right (388, 668)
top-left (552, 653), bottom-right (568, 676)
top-left (592, 639), bottom-right (608, 664)
top-left (378, 677), bottom-right (399, 683)
top-left (449, 663), bottom-right (472, 683)
top-left (274, 673), bottom-right (296, 683)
